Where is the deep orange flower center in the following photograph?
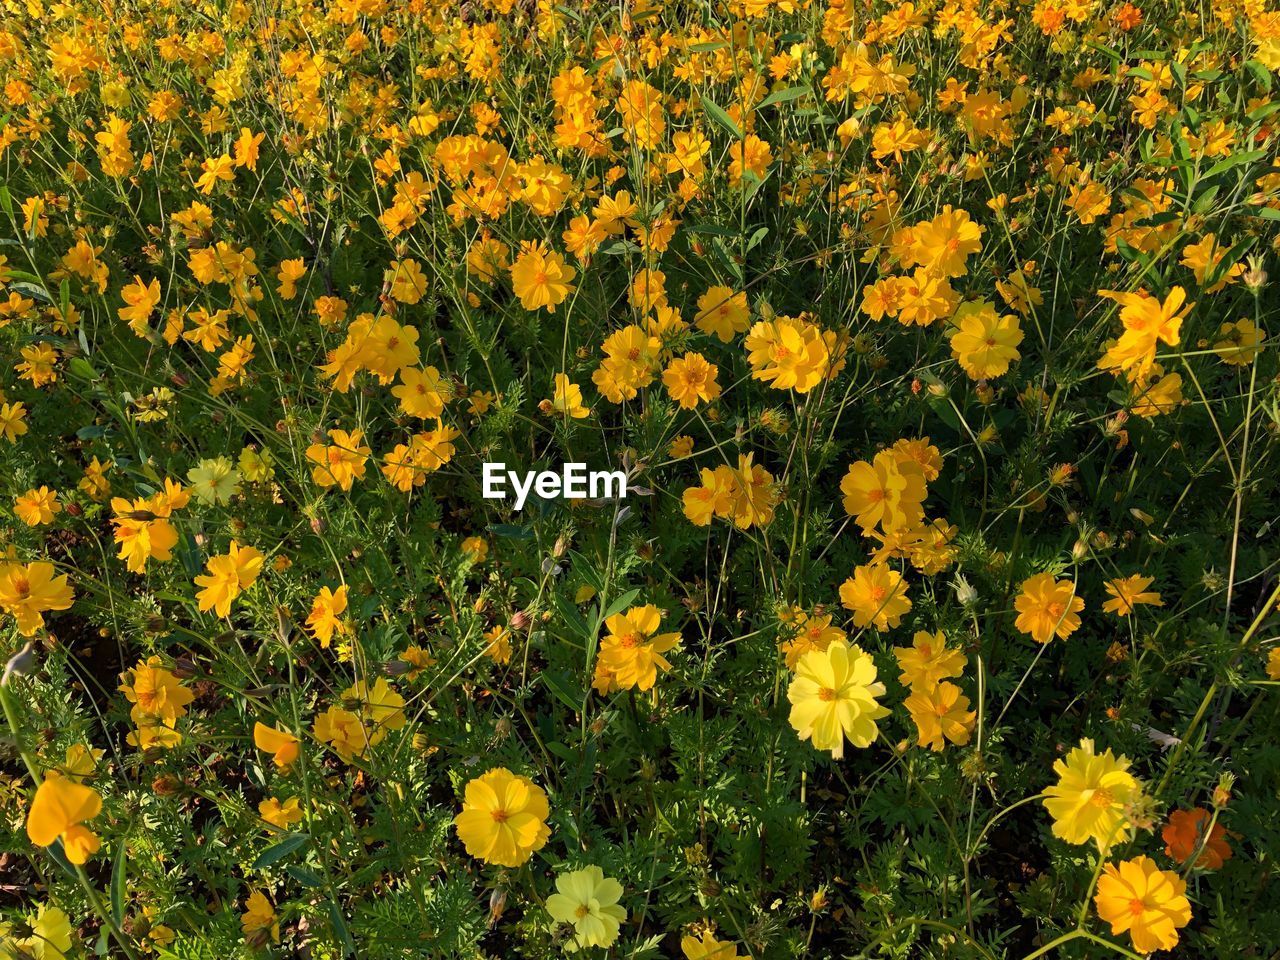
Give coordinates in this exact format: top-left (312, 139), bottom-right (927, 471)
top-left (818, 687), bottom-right (837, 702)
top-left (490, 808), bottom-right (510, 823)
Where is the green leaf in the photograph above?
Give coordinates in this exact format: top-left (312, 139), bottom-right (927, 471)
top-left (601, 588), bottom-right (641, 621)
top-left (1203, 148), bottom-right (1268, 180)
top-left (9, 281), bottom-right (52, 303)
top-left (701, 96), bottom-right (743, 140)
top-left (542, 670), bottom-right (584, 713)
top-left (329, 900), bottom-right (355, 957)
top-left (111, 842), bottom-right (127, 928)
top-left (756, 85), bottom-right (809, 109)
top-left (1205, 236), bottom-right (1255, 288)
top-left (251, 832), bottom-right (309, 869)
top-left (286, 865), bottom-right (326, 887)
top-left (1246, 59), bottom-right (1273, 92)
top-left (488, 523), bottom-right (533, 540)
top-left (68, 358), bottom-right (102, 381)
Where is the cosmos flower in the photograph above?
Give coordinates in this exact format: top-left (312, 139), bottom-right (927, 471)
top-left (1093, 856), bottom-right (1191, 953)
top-left (453, 768), bottom-right (551, 867)
top-left (545, 866), bottom-right (627, 950)
top-left (1014, 573), bottom-right (1084, 643)
top-left (26, 774), bottom-right (102, 864)
top-left (1043, 739), bottom-right (1142, 850)
top-left (788, 638), bottom-right (890, 759)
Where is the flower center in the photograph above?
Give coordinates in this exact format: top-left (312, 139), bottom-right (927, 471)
top-left (1089, 787), bottom-right (1114, 808)
top-left (1128, 898), bottom-right (1147, 917)
top-left (490, 808), bottom-right (510, 823)
top-left (620, 632), bottom-right (642, 649)
top-left (818, 686), bottom-right (838, 702)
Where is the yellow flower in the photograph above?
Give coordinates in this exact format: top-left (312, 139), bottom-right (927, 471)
top-left (682, 465), bottom-right (738, 527)
top-left (840, 451), bottom-right (927, 534)
top-left (392, 365), bottom-right (450, 419)
top-left (838, 563), bottom-right (912, 631)
top-left (727, 453), bottom-right (778, 529)
top-left (1180, 233), bottom-right (1244, 293)
top-left (461, 536), bottom-right (489, 561)
top-left (306, 585), bottom-right (349, 648)
top-left (1043, 738), bottom-right (1142, 850)
top-left (195, 154), bottom-right (236, 193)
top-left (275, 258), bottom-right (306, 299)
top-left (386, 257), bottom-right (428, 304)
top-left (780, 611), bottom-right (847, 670)
top-left (14, 486), bottom-right (61, 526)
top-left (313, 705), bottom-right (368, 761)
top-left (0, 401), bottom-right (30, 442)
top-left (0, 560), bottom-right (75, 637)
top-left (510, 241), bottom-right (576, 312)
top-left (1094, 856), bottom-right (1191, 953)
top-left (727, 133), bottom-right (771, 186)
top-left (26, 774), bottom-right (102, 864)
top-left (254, 722), bottom-right (300, 769)
top-left (453, 767), bottom-right (551, 867)
top-left (904, 681), bottom-right (975, 750)
top-left (905, 206), bottom-right (984, 278)
top-left (187, 456), bottom-right (240, 506)
top-left (744, 316), bottom-right (831, 392)
top-left (893, 630), bottom-right (965, 689)
top-left (194, 541), bottom-right (264, 617)
top-left (597, 604), bottom-right (681, 691)
top-left (663, 353), bottom-right (721, 409)
top-left (305, 428), bottom-right (371, 491)
top-left (484, 625), bottom-right (513, 664)
top-left (119, 656), bottom-right (194, 729)
top-left (343, 677), bottom-right (407, 748)
top-left (694, 285), bottom-right (750, 342)
top-left (546, 372), bottom-right (591, 419)
top-left (681, 931), bottom-right (744, 960)
top-left (111, 491), bottom-right (181, 573)
top-left (117, 275), bottom-right (161, 335)
top-left (1212, 319), bottom-right (1264, 366)
top-left (259, 796), bottom-right (303, 830)
top-left (545, 866), bottom-right (627, 950)
top-left (400, 645), bottom-right (437, 681)
top-left (1097, 287), bottom-right (1192, 379)
top-left (949, 300), bottom-right (1024, 379)
top-left (1013, 572), bottom-right (1084, 643)
top-left (1102, 575), bottom-right (1163, 616)
top-left (240, 891), bottom-right (279, 945)
top-left (8, 903), bottom-right (74, 960)
top-left (59, 744), bottom-right (103, 781)
top-left (787, 638), bottom-right (890, 759)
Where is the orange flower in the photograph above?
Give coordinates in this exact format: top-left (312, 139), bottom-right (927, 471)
top-left (1162, 808), bottom-right (1233, 869)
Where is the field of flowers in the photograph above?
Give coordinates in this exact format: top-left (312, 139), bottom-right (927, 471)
top-left (1, 0), bottom-right (1279, 957)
